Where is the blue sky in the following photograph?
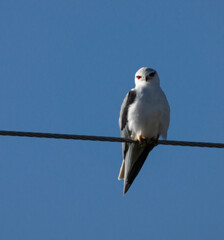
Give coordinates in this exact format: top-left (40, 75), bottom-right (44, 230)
top-left (0, 0), bottom-right (224, 239)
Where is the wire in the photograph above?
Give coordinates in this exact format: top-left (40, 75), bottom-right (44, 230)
top-left (0, 130), bottom-right (134, 143)
top-left (0, 130), bottom-right (223, 148)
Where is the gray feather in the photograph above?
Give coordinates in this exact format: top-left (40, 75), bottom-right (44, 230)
top-left (123, 143), bottom-right (155, 194)
top-left (118, 90), bottom-right (136, 180)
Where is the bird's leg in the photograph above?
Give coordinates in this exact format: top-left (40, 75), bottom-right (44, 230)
top-left (137, 136), bottom-right (148, 144)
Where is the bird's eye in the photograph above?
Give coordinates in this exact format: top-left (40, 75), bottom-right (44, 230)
top-left (149, 72), bottom-right (156, 77)
top-left (136, 76), bottom-right (142, 79)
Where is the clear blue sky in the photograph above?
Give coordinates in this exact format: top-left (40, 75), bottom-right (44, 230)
top-left (0, 0), bottom-right (224, 239)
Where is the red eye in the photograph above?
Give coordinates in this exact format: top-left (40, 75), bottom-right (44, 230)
top-left (136, 76), bottom-right (141, 79)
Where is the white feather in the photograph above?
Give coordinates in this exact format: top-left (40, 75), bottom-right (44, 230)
top-left (128, 67), bottom-right (170, 140)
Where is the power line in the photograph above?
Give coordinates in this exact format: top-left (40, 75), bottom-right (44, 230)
top-left (0, 130), bottom-right (223, 148)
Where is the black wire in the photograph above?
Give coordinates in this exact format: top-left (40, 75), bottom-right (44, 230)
top-left (0, 130), bottom-right (134, 143)
top-left (0, 130), bottom-right (223, 148)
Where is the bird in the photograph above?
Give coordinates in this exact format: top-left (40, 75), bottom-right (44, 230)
top-left (118, 67), bottom-right (170, 195)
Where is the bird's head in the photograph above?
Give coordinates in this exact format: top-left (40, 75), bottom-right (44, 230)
top-left (135, 67), bottom-right (160, 87)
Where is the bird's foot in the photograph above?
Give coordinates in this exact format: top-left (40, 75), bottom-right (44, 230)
top-left (137, 136), bottom-right (148, 144)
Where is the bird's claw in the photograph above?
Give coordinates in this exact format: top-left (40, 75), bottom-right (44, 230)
top-left (136, 136), bottom-right (159, 145)
top-left (137, 136), bottom-right (148, 144)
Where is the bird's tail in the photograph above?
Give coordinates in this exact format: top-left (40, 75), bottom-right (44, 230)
top-left (123, 143), bottom-right (155, 195)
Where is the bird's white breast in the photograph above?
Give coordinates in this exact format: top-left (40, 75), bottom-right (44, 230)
top-left (128, 85), bottom-right (167, 139)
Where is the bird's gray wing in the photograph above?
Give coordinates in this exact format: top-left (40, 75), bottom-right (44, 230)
top-left (118, 90), bottom-right (136, 180)
top-left (119, 89), bottom-right (137, 156)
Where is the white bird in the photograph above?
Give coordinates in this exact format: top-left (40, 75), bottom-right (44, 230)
top-left (118, 67), bottom-right (170, 194)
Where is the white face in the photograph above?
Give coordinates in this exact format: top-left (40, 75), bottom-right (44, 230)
top-left (135, 67), bottom-right (160, 86)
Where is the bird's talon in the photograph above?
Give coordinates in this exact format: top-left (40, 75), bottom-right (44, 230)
top-left (137, 136), bottom-right (147, 144)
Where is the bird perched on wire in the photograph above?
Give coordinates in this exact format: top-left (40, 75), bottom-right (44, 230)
top-left (118, 67), bottom-right (170, 195)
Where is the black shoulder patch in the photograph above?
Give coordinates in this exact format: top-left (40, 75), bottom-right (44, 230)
top-left (121, 90), bottom-right (136, 130)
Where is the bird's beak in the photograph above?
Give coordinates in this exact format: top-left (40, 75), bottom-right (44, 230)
top-left (145, 75), bottom-right (151, 82)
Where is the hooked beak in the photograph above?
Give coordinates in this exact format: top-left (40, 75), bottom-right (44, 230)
top-left (142, 76), bottom-right (146, 81)
top-left (145, 75), bottom-right (151, 82)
